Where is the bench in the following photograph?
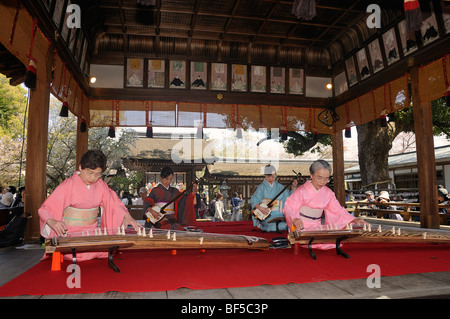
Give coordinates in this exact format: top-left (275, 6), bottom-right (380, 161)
top-left (346, 201), bottom-right (450, 225)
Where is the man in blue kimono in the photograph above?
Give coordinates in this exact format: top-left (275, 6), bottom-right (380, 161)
top-left (250, 165), bottom-right (297, 232)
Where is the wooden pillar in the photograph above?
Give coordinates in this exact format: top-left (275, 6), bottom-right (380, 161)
top-left (410, 67), bottom-right (439, 229)
top-left (75, 117), bottom-right (88, 168)
top-left (332, 130), bottom-right (345, 206)
top-left (186, 168), bottom-right (193, 187)
top-left (24, 48), bottom-right (53, 240)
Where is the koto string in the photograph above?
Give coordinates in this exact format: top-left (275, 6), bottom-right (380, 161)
top-left (61, 227), bottom-right (262, 243)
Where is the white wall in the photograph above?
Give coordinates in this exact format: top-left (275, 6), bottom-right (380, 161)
top-left (305, 76), bottom-right (332, 98)
top-left (90, 64), bottom-right (124, 89)
top-left (444, 164), bottom-right (450, 190)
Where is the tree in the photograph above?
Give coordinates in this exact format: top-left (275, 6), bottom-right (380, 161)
top-left (88, 126), bottom-right (141, 193)
top-left (283, 132), bottom-right (331, 157)
top-left (280, 97), bottom-right (449, 190)
top-left (356, 119), bottom-right (392, 189)
top-left (46, 98), bottom-right (78, 190)
top-left (0, 75), bottom-right (27, 135)
top-left (108, 170), bottom-right (143, 196)
top-left (45, 95), bottom-right (140, 193)
top-left (0, 75), bottom-right (28, 187)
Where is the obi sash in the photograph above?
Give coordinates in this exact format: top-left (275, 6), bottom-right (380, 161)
top-left (261, 198), bottom-right (281, 211)
top-left (156, 202), bottom-right (175, 215)
top-left (299, 206), bottom-right (323, 220)
top-left (62, 207), bottom-right (99, 226)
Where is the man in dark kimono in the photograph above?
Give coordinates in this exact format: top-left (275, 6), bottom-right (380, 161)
top-left (143, 166), bottom-right (197, 230)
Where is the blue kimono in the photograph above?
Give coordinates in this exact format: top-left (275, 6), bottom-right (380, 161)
top-left (250, 179), bottom-right (293, 232)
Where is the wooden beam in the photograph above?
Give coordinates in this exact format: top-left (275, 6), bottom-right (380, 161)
top-left (332, 129), bottom-right (345, 206)
top-left (410, 67), bottom-right (439, 229)
top-left (89, 87), bottom-right (328, 108)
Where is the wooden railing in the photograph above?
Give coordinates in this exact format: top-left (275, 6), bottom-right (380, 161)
top-left (345, 201), bottom-right (450, 225)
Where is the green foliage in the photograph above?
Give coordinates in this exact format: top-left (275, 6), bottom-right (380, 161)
top-left (0, 75), bottom-right (27, 137)
top-left (389, 97), bottom-right (450, 138)
top-left (45, 95), bottom-right (139, 193)
top-left (283, 131), bottom-right (332, 156)
top-left (430, 98), bottom-right (450, 137)
top-left (282, 97), bottom-right (449, 157)
top-left (0, 75), bottom-right (28, 187)
top-left (108, 170), bottom-right (143, 195)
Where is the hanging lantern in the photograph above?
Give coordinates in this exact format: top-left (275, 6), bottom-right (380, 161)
top-left (380, 116), bottom-right (388, 127)
top-left (312, 129), bottom-right (319, 142)
top-left (108, 100), bottom-right (117, 138)
top-left (344, 103), bottom-right (351, 138)
top-left (24, 19), bottom-right (38, 89)
top-left (24, 59), bottom-right (37, 89)
top-left (280, 126), bottom-right (288, 141)
top-left (59, 98), bottom-right (69, 117)
top-left (345, 124), bottom-right (352, 138)
top-left (380, 112), bottom-right (388, 127)
top-left (80, 119), bottom-right (87, 133)
top-left (79, 97), bottom-right (86, 133)
top-left (108, 125), bottom-right (116, 138)
top-left (146, 124), bottom-right (153, 138)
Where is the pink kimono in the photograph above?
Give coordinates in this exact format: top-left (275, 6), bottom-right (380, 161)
top-left (39, 172), bottom-right (128, 261)
top-left (283, 181), bottom-right (355, 249)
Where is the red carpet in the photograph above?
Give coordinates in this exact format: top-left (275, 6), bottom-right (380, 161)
top-left (1, 221), bottom-right (450, 297)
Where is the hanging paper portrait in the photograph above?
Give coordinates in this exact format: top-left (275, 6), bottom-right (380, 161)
top-left (368, 38), bottom-right (384, 73)
top-left (345, 57), bottom-right (358, 87)
top-left (270, 67), bottom-right (285, 94)
top-left (80, 38), bottom-right (87, 71)
top-left (169, 60), bottom-right (186, 89)
top-left (398, 20), bottom-right (418, 56)
top-left (148, 59), bottom-right (165, 88)
top-left (420, 3), bottom-right (440, 46)
top-left (75, 30), bottom-right (83, 63)
top-left (356, 48), bottom-right (370, 81)
top-left (334, 71), bottom-right (348, 96)
top-left (231, 64), bottom-right (247, 92)
top-left (61, 0), bottom-right (72, 42)
top-left (43, 0), bottom-right (53, 11)
top-left (442, 1), bottom-right (450, 34)
top-left (251, 66), bottom-right (266, 93)
top-left (69, 29), bottom-right (78, 55)
top-left (211, 63), bottom-right (227, 91)
top-left (191, 62), bottom-right (207, 90)
top-left (382, 28), bottom-right (400, 66)
top-left (126, 58), bottom-right (144, 87)
top-left (289, 68), bottom-right (304, 95)
top-left (52, 0), bottom-right (64, 27)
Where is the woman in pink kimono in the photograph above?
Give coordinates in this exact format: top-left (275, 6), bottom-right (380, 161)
top-left (39, 150), bottom-right (141, 261)
top-left (283, 160), bottom-right (368, 249)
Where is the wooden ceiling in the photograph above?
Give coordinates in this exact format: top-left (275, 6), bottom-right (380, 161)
top-left (81, 0), bottom-right (401, 67)
top-left (0, 42), bottom-right (26, 86)
top-left (1, 0), bottom-right (407, 88)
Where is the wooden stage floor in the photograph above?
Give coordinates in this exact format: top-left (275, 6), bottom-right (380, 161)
top-left (1, 218), bottom-right (450, 300)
